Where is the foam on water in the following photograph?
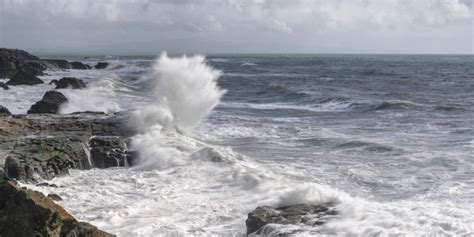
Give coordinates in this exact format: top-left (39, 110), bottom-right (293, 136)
top-left (15, 54), bottom-right (474, 236)
top-left (59, 77), bottom-right (122, 114)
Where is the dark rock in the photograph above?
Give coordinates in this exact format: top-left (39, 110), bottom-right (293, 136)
top-left (55, 77), bottom-right (86, 89)
top-left (43, 59), bottom-right (71, 69)
top-left (25, 61), bottom-right (48, 75)
top-left (0, 48), bottom-right (39, 79)
top-left (6, 70), bottom-right (44, 85)
top-left (94, 62), bottom-right (108, 69)
top-left (70, 61), bottom-right (91, 70)
top-left (47, 193), bottom-right (63, 201)
top-left (27, 91), bottom-right (68, 114)
top-left (0, 105), bottom-right (11, 116)
top-left (49, 79), bottom-right (59, 85)
top-left (0, 82), bottom-right (9, 90)
top-left (126, 150), bottom-right (140, 167)
top-left (0, 179), bottom-right (114, 237)
top-left (0, 112), bottom-right (137, 181)
top-left (90, 136), bottom-right (128, 168)
top-left (246, 204), bottom-right (338, 235)
top-left (37, 182), bottom-right (59, 188)
top-left (3, 136), bottom-right (92, 181)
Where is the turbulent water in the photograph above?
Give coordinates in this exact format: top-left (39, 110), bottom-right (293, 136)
top-left (3, 54), bottom-right (474, 236)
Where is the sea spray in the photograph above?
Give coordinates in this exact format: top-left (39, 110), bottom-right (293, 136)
top-left (149, 52), bottom-right (226, 130)
top-left (130, 53), bottom-right (226, 169)
top-left (59, 77), bottom-right (121, 114)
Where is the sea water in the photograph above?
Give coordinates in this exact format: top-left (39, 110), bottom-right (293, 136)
top-left (3, 54), bottom-right (473, 236)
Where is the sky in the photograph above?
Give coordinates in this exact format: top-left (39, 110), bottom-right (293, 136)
top-left (0, 0), bottom-right (473, 55)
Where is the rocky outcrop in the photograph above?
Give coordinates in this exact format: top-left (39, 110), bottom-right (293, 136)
top-left (90, 136), bottom-right (128, 168)
top-left (3, 136), bottom-right (92, 181)
top-left (0, 112), bottom-right (136, 180)
top-left (54, 77), bottom-right (87, 89)
top-left (0, 105), bottom-right (11, 116)
top-left (6, 70), bottom-right (44, 85)
top-left (0, 48), bottom-right (40, 79)
top-left (1, 48), bottom-right (94, 82)
top-left (27, 91), bottom-right (68, 114)
top-left (70, 61), bottom-right (91, 70)
top-left (0, 178), bottom-right (114, 237)
top-left (94, 62), bottom-right (108, 69)
top-left (42, 59), bottom-right (71, 69)
top-left (246, 204), bottom-right (338, 235)
top-left (0, 82), bottom-right (9, 90)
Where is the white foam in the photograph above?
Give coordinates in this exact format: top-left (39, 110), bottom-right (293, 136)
top-left (59, 76), bottom-right (121, 114)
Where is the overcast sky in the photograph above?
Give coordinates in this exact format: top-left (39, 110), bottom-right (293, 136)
top-left (1, 0), bottom-right (472, 55)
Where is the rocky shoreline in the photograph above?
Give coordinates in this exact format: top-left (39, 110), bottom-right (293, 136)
top-left (0, 48), bottom-right (337, 236)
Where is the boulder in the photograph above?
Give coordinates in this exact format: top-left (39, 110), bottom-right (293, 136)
top-left (25, 60), bottom-right (48, 75)
top-left (70, 61), bottom-right (91, 70)
top-left (3, 136), bottom-right (92, 181)
top-left (0, 105), bottom-right (11, 116)
top-left (0, 81), bottom-right (9, 90)
top-left (246, 204), bottom-right (338, 235)
top-left (43, 59), bottom-right (71, 69)
top-left (55, 77), bottom-right (87, 89)
top-left (0, 179), bottom-right (114, 237)
top-left (6, 70), bottom-right (44, 85)
top-left (0, 48), bottom-right (39, 79)
top-left (47, 193), bottom-right (63, 201)
top-left (94, 62), bottom-right (108, 69)
top-left (89, 136), bottom-right (128, 168)
top-left (27, 91), bottom-right (67, 114)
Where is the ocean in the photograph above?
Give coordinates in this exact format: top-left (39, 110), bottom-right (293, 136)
top-left (4, 54), bottom-right (473, 236)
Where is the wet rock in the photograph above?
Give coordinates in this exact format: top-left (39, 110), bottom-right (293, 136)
top-left (0, 48), bottom-right (39, 79)
top-left (0, 112), bottom-right (137, 181)
top-left (6, 70), bottom-right (44, 85)
top-left (70, 61), bottom-right (91, 70)
top-left (50, 79), bottom-right (59, 85)
top-left (37, 182), bottom-right (59, 188)
top-left (0, 179), bottom-right (114, 237)
top-left (94, 62), bottom-right (108, 69)
top-left (43, 59), bottom-right (71, 69)
top-left (48, 193), bottom-right (63, 201)
top-left (54, 77), bottom-right (86, 89)
top-left (90, 136), bottom-right (128, 168)
top-left (126, 150), bottom-right (140, 167)
top-left (27, 91), bottom-right (68, 114)
top-left (3, 136), bottom-right (92, 181)
top-left (0, 105), bottom-right (11, 116)
top-left (25, 61), bottom-right (48, 75)
top-left (246, 204), bottom-right (338, 235)
top-left (0, 82), bottom-right (8, 90)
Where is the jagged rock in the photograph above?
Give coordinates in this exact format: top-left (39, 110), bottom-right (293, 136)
top-left (43, 59), bottom-right (71, 69)
top-left (70, 61), bottom-right (91, 70)
top-left (0, 179), bottom-right (114, 237)
top-left (94, 62), bottom-right (108, 69)
top-left (6, 70), bottom-right (44, 85)
top-left (246, 204), bottom-right (338, 235)
top-left (89, 136), bottom-right (127, 168)
top-left (48, 193), bottom-right (63, 201)
top-left (3, 136), bottom-right (92, 181)
top-left (37, 182), bottom-right (59, 188)
top-left (50, 79), bottom-right (59, 85)
top-left (0, 48), bottom-right (39, 79)
top-left (0, 105), bottom-right (11, 116)
top-left (25, 61), bottom-right (48, 75)
top-left (0, 82), bottom-right (9, 90)
top-left (54, 77), bottom-right (86, 89)
top-left (27, 91), bottom-right (67, 114)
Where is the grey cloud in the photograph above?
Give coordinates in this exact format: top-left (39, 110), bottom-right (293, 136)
top-left (0, 0), bottom-right (472, 54)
